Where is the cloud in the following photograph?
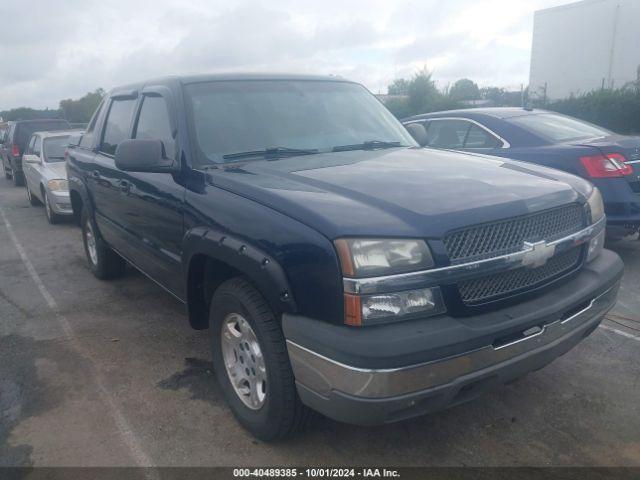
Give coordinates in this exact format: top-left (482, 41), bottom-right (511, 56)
top-left (0, 0), bottom-right (569, 110)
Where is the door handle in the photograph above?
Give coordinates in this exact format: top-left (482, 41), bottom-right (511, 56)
top-left (119, 180), bottom-right (131, 193)
top-left (91, 170), bottom-right (100, 179)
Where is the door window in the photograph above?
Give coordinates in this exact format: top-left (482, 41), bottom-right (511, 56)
top-left (464, 125), bottom-right (502, 148)
top-left (134, 95), bottom-right (176, 159)
top-left (100, 98), bottom-right (136, 155)
top-left (27, 135), bottom-right (37, 154)
top-left (425, 119), bottom-right (502, 149)
top-left (425, 120), bottom-right (469, 148)
top-left (80, 99), bottom-right (105, 149)
top-left (33, 136), bottom-right (42, 156)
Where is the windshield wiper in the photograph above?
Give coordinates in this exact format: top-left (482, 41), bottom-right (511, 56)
top-left (332, 140), bottom-right (403, 152)
top-left (222, 147), bottom-right (319, 161)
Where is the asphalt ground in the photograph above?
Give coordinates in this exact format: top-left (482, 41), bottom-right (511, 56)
top-left (1, 175), bottom-right (639, 468)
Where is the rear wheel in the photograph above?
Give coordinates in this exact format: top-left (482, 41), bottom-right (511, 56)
top-left (81, 207), bottom-right (126, 279)
top-left (210, 277), bottom-right (312, 441)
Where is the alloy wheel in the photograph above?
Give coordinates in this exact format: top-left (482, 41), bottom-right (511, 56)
top-left (85, 221), bottom-right (99, 266)
top-left (220, 313), bottom-right (267, 410)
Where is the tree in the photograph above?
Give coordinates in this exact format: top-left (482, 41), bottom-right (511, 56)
top-left (59, 88), bottom-right (105, 124)
top-left (387, 78), bottom-right (410, 95)
top-left (407, 68), bottom-right (441, 113)
top-left (449, 78), bottom-right (480, 102)
top-left (383, 68), bottom-right (460, 118)
top-left (0, 107), bottom-right (62, 121)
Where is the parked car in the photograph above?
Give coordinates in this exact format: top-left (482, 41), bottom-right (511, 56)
top-left (67, 74), bottom-right (622, 440)
top-left (22, 131), bottom-right (74, 224)
top-left (1, 119), bottom-right (71, 186)
top-left (402, 108), bottom-right (640, 238)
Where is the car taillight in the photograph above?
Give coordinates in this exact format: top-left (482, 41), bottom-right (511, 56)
top-left (580, 153), bottom-right (633, 178)
top-left (11, 144), bottom-right (20, 157)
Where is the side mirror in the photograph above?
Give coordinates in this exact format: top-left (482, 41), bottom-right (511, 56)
top-left (115, 139), bottom-right (177, 173)
top-left (23, 154), bottom-right (41, 164)
top-left (405, 123), bottom-right (428, 147)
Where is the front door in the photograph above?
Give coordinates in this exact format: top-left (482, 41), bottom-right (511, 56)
top-left (92, 95), bottom-right (138, 258)
top-left (118, 90), bottom-right (185, 298)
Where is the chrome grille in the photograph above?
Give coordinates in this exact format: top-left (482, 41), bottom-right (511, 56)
top-left (443, 204), bottom-right (584, 264)
top-left (458, 247), bottom-right (581, 304)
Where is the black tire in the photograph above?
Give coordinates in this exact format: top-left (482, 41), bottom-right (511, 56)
top-left (210, 277), bottom-right (312, 441)
top-left (3, 162), bottom-right (11, 179)
top-left (44, 191), bottom-right (63, 224)
top-left (12, 170), bottom-right (24, 187)
top-left (81, 207), bottom-right (126, 279)
top-left (27, 185), bottom-right (41, 206)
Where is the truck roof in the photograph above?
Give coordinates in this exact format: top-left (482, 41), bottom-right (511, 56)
top-left (110, 73), bottom-right (354, 95)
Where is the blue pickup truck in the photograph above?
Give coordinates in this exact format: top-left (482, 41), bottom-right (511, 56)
top-left (66, 74), bottom-right (623, 440)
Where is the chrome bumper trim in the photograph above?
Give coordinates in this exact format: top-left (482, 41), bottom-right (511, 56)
top-left (287, 285), bottom-right (616, 399)
top-left (343, 215), bottom-right (606, 295)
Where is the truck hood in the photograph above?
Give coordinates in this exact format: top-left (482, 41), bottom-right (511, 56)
top-left (206, 147), bottom-right (591, 239)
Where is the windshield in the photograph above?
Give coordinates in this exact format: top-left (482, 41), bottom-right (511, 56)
top-left (508, 113), bottom-right (610, 143)
top-left (185, 80), bottom-right (416, 165)
top-left (44, 136), bottom-right (70, 163)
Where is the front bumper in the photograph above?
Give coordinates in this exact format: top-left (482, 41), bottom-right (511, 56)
top-left (48, 191), bottom-right (73, 215)
top-left (283, 250), bottom-right (623, 425)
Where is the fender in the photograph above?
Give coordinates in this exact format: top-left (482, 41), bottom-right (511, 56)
top-left (182, 226), bottom-right (297, 329)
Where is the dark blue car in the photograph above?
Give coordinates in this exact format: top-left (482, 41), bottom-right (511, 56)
top-left (66, 77), bottom-right (622, 439)
top-left (402, 108), bottom-right (640, 238)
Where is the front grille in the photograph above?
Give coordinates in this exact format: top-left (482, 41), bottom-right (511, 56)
top-left (458, 247), bottom-right (581, 304)
top-left (443, 204), bottom-right (584, 264)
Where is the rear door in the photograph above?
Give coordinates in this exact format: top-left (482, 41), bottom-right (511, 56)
top-left (117, 88), bottom-right (185, 297)
top-left (92, 94), bottom-right (138, 257)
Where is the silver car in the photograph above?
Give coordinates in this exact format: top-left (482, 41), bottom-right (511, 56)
top-left (22, 131), bottom-right (74, 224)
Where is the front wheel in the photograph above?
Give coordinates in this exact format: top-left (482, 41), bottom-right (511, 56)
top-left (44, 193), bottom-right (62, 224)
top-left (27, 184), bottom-right (41, 206)
top-left (210, 277), bottom-right (312, 441)
top-left (81, 207), bottom-right (126, 279)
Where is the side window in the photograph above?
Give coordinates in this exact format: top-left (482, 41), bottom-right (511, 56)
top-left (425, 120), bottom-right (470, 148)
top-left (33, 136), bottom-right (42, 156)
top-left (100, 98), bottom-right (136, 156)
top-left (79, 99), bottom-right (105, 149)
top-left (134, 95), bottom-right (176, 159)
top-left (27, 135), bottom-right (37, 154)
top-left (464, 125), bottom-right (502, 148)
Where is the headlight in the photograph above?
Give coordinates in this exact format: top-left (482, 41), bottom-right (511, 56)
top-left (586, 188), bottom-right (605, 262)
top-left (587, 187), bottom-right (604, 224)
top-left (47, 179), bottom-right (69, 192)
top-left (360, 287), bottom-right (446, 325)
top-left (334, 238), bottom-right (434, 277)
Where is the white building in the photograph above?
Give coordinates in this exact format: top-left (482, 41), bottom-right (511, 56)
top-left (529, 0), bottom-right (640, 100)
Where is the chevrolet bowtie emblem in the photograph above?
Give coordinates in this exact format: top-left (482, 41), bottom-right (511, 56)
top-left (521, 240), bottom-right (556, 268)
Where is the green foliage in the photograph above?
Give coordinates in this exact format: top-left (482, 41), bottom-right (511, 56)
top-left (0, 107), bottom-right (62, 121)
top-left (449, 78), bottom-right (480, 101)
top-left (385, 68), bottom-right (460, 118)
top-left (59, 88), bottom-right (105, 124)
top-left (387, 78), bottom-right (409, 95)
top-left (545, 88), bottom-right (640, 134)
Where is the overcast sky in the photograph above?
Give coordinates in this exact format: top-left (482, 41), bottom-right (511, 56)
top-left (0, 0), bottom-right (571, 110)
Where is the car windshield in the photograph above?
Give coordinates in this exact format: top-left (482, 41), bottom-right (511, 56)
top-left (44, 136), bottom-right (70, 163)
top-left (184, 80), bottom-right (416, 165)
top-left (508, 113), bottom-right (610, 143)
